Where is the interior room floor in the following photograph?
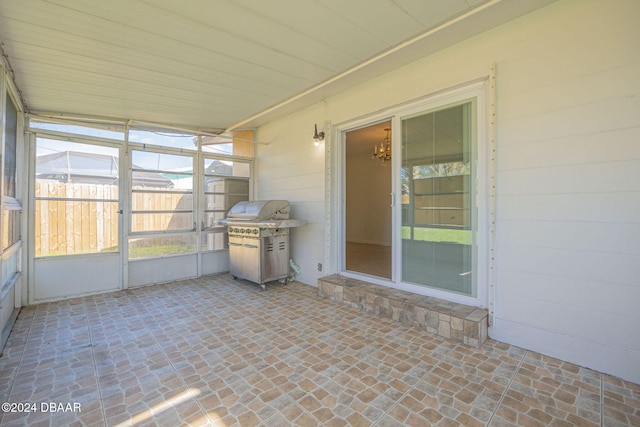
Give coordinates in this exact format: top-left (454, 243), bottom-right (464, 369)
top-left (346, 242), bottom-right (391, 279)
top-left (0, 275), bottom-right (638, 426)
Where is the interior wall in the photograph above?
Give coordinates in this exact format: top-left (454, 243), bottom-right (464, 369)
top-left (255, 0), bottom-right (640, 383)
top-left (345, 128), bottom-right (392, 246)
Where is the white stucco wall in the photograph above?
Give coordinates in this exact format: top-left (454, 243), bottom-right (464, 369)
top-left (255, 0), bottom-right (640, 384)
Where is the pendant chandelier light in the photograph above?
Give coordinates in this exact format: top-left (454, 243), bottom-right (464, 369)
top-left (372, 127), bottom-right (391, 165)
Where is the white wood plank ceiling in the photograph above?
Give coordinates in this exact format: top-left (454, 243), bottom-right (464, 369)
top-left (0, 0), bottom-right (556, 131)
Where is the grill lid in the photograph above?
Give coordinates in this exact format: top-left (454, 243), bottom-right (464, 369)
top-left (226, 200), bottom-right (290, 221)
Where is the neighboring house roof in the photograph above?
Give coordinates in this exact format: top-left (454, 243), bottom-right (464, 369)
top-left (205, 159), bottom-right (233, 176)
top-left (36, 151), bottom-right (174, 187)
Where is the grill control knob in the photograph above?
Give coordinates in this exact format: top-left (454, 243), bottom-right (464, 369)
top-left (252, 229), bottom-right (258, 234)
top-left (240, 228), bottom-right (246, 234)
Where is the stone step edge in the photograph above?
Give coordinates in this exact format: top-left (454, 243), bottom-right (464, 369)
top-left (317, 275), bottom-right (488, 347)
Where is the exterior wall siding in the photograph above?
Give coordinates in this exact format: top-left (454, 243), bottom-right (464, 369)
top-left (256, 106), bottom-right (327, 286)
top-left (491, 0), bottom-right (640, 384)
top-left (255, 0), bottom-right (640, 383)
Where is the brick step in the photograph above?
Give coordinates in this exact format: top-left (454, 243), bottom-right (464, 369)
top-left (318, 275), bottom-right (488, 347)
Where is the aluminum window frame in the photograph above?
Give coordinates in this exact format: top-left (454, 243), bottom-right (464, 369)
top-left (200, 153), bottom-right (252, 253)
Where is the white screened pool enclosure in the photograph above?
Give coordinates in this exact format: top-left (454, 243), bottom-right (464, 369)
top-left (0, 0), bottom-right (638, 387)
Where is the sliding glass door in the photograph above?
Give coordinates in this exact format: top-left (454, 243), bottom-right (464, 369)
top-left (337, 83), bottom-right (487, 305)
top-left (337, 82), bottom-right (492, 306)
top-left (400, 99), bottom-right (477, 297)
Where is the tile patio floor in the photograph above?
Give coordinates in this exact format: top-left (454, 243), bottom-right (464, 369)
top-left (0, 274), bottom-right (638, 426)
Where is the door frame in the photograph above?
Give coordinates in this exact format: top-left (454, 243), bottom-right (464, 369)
top-left (330, 114), bottom-right (396, 287)
top-left (327, 80), bottom-right (491, 308)
top-left (341, 118), bottom-right (395, 282)
top-left (28, 131), bottom-right (125, 303)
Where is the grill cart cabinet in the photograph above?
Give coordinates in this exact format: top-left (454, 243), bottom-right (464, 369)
top-left (217, 200), bottom-right (307, 290)
top-left (229, 231), bottom-right (289, 288)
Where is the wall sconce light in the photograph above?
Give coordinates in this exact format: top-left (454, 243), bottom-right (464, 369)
top-left (313, 123), bottom-right (325, 147)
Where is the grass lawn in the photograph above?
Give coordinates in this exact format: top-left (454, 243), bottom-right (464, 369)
top-left (402, 226), bottom-right (471, 245)
top-left (128, 244), bottom-right (196, 259)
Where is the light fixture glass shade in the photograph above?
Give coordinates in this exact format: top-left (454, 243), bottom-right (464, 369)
top-left (313, 123), bottom-right (325, 146)
top-left (372, 127), bottom-right (391, 165)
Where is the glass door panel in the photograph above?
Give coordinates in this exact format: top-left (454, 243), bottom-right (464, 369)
top-left (345, 122), bottom-right (392, 279)
top-left (33, 137), bottom-right (122, 300)
top-left (401, 101), bottom-right (477, 296)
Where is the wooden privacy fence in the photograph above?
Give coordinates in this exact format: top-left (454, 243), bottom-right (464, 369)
top-left (35, 181), bottom-right (192, 257)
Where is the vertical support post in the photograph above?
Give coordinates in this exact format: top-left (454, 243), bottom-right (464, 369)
top-left (487, 64), bottom-right (497, 326)
top-left (323, 120), bottom-right (333, 276)
top-left (121, 121), bottom-right (130, 289)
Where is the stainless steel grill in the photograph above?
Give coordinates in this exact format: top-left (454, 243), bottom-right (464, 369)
top-left (217, 200), bottom-right (307, 290)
